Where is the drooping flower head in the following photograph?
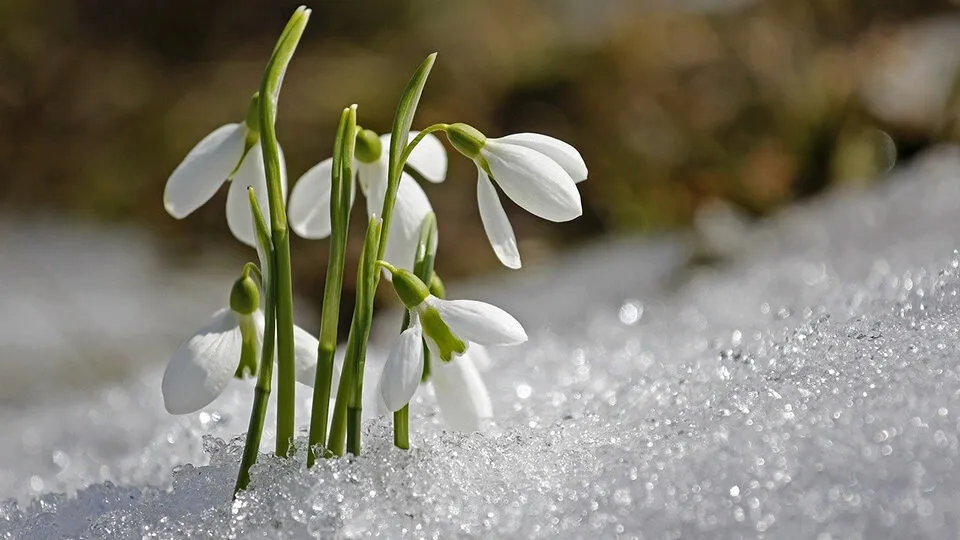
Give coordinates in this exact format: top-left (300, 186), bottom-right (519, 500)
top-left (161, 270), bottom-right (319, 415)
top-left (287, 129), bottom-right (447, 271)
top-left (375, 262), bottom-right (526, 420)
top-left (163, 93), bottom-right (288, 247)
top-left (445, 123), bottom-right (587, 269)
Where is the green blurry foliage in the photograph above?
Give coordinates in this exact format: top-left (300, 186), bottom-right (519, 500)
top-left (1, 0), bottom-right (958, 299)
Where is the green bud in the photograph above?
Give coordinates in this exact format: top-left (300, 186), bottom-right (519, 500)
top-left (354, 129), bottom-right (382, 164)
top-left (420, 306), bottom-right (466, 362)
top-left (389, 266), bottom-right (430, 309)
top-left (445, 123), bottom-right (486, 160)
top-left (428, 273), bottom-right (446, 299)
top-left (244, 92), bottom-right (261, 135)
top-left (229, 275), bottom-right (260, 315)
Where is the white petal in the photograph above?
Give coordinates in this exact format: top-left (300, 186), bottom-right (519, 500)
top-left (379, 316), bottom-right (424, 412)
top-left (161, 308), bottom-right (242, 414)
top-left (406, 131), bottom-right (448, 183)
top-left (482, 141), bottom-right (582, 222)
top-left (427, 296), bottom-right (527, 345)
top-left (226, 143), bottom-right (289, 248)
top-left (292, 324), bottom-right (320, 387)
top-left (288, 158), bottom-right (334, 239)
top-left (353, 156), bottom-right (389, 201)
top-left (359, 158), bottom-right (388, 212)
top-left (381, 174), bottom-right (435, 272)
top-left (431, 354), bottom-right (492, 432)
top-left (164, 124), bottom-right (245, 219)
top-left (497, 133), bottom-right (587, 183)
top-left (476, 169), bottom-right (521, 269)
top-left (463, 343), bottom-right (493, 372)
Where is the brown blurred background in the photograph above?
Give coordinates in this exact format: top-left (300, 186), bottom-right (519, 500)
top-left (2, 0), bottom-right (960, 312)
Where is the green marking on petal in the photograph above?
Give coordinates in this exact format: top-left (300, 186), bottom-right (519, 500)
top-left (420, 305), bottom-right (466, 362)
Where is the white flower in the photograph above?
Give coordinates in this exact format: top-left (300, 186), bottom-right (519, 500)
top-left (378, 313), bottom-right (425, 412)
top-left (163, 122), bottom-right (288, 247)
top-left (448, 125), bottom-right (587, 269)
top-left (161, 307), bottom-right (319, 415)
top-left (287, 131), bottom-right (446, 270)
top-left (430, 345), bottom-right (493, 432)
top-left (377, 291), bottom-right (526, 414)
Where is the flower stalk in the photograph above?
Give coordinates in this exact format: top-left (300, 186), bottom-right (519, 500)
top-left (307, 105), bottom-right (357, 467)
top-left (327, 217), bottom-right (381, 455)
top-left (235, 188), bottom-right (277, 495)
top-left (326, 53), bottom-right (438, 456)
top-left (258, 5), bottom-right (310, 458)
top-left (394, 212), bottom-right (438, 449)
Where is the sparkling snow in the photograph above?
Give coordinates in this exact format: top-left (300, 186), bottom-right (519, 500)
top-left (4, 147), bottom-right (960, 538)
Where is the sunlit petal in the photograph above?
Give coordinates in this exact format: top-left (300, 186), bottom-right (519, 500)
top-left (427, 296), bottom-right (527, 346)
top-left (379, 315), bottom-right (425, 412)
top-left (164, 123), bottom-right (245, 219)
top-left (497, 133), bottom-right (587, 183)
top-left (161, 308), bottom-right (242, 414)
top-left (406, 131), bottom-right (448, 183)
top-left (483, 141), bottom-right (581, 222)
top-left (226, 145), bottom-right (267, 247)
top-left (288, 158), bottom-right (334, 239)
top-left (382, 174), bottom-right (435, 271)
top-left (292, 323), bottom-right (320, 387)
top-left (476, 168), bottom-right (520, 269)
top-left (464, 343), bottom-right (493, 372)
top-left (431, 354), bottom-right (492, 431)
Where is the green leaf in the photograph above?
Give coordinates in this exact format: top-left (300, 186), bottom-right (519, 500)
top-left (388, 53), bottom-right (437, 183)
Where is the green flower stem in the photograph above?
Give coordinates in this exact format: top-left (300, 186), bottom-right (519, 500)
top-left (307, 105), bottom-right (357, 467)
top-left (258, 6), bottom-right (310, 458)
top-left (349, 218), bottom-right (382, 455)
top-left (235, 188), bottom-right (278, 495)
top-left (328, 217), bottom-right (381, 456)
top-left (393, 406), bottom-right (410, 449)
top-left (328, 53), bottom-right (437, 456)
top-left (393, 213), bottom-right (438, 449)
top-left (399, 123), bottom-right (448, 167)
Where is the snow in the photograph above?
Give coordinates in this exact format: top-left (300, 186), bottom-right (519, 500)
top-left (4, 147), bottom-right (960, 538)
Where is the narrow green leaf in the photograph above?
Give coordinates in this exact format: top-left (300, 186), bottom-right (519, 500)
top-left (388, 53), bottom-right (437, 181)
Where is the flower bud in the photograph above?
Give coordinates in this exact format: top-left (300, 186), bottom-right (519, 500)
top-left (229, 274), bottom-right (260, 315)
top-left (445, 123), bottom-right (486, 160)
top-left (388, 266), bottom-right (430, 309)
top-left (355, 128), bottom-right (382, 164)
top-left (428, 273), bottom-right (446, 299)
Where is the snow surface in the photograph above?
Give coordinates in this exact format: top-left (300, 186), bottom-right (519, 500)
top-left (4, 147), bottom-right (960, 538)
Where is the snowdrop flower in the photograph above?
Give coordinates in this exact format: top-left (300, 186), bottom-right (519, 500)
top-left (376, 263), bottom-right (526, 414)
top-left (287, 129), bottom-right (447, 270)
top-left (163, 93), bottom-right (287, 247)
top-left (445, 123), bottom-right (587, 269)
top-left (161, 273), bottom-right (319, 415)
top-left (430, 345), bottom-right (493, 432)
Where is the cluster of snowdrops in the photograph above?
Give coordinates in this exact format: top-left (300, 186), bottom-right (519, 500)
top-left (158, 7), bottom-right (587, 493)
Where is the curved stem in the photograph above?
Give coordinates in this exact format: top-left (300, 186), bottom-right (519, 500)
top-left (258, 6), bottom-right (310, 458)
top-left (235, 188), bottom-right (277, 495)
top-left (241, 262), bottom-right (263, 286)
top-left (334, 53), bottom-right (436, 456)
top-left (399, 123), bottom-right (449, 168)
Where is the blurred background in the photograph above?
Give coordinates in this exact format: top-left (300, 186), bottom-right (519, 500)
top-left (2, 0), bottom-right (960, 401)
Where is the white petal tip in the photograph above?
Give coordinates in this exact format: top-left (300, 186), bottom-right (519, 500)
top-left (496, 251), bottom-right (522, 270)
